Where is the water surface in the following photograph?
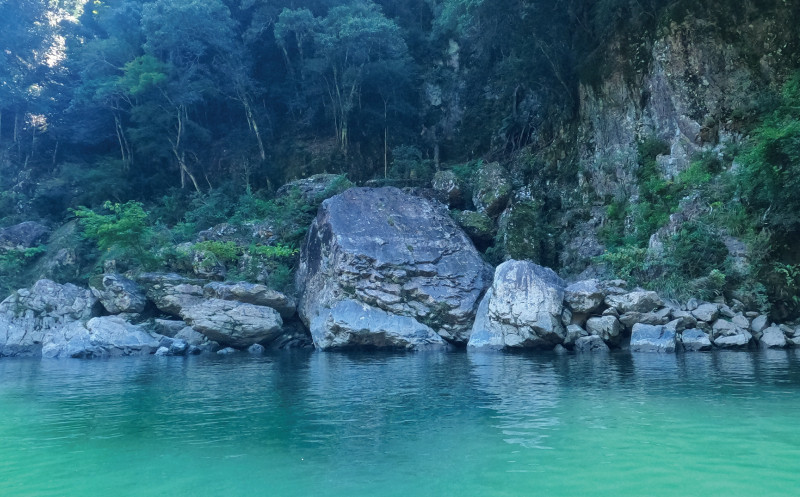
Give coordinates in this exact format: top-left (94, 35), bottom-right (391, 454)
top-left (1, 350), bottom-right (799, 496)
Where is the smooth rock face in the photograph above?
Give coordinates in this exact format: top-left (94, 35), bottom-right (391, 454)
top-left (42, 316), bottom-right (160, 358)
top-left (605, 291), bottom-right (663, 314)
top-left (136, 273), bottom-right (204, 317)
top-left (310, 300), bottom-right (446, 350)
top-left (759, 327), bottom-right (787, 349)
top-left (564, 279), bottom-right (605, 314)
top-left (468, 260), bottom-right (566, 350)
top-left (681, 329), bottom-right (712, 351)
top-left (630, 324), bottom-right (676, 353)
top-left (0, 280), bottom-right (97, 357)
top-left (90, 273), bottom-right (147, 314)
top-left (203, 281), bottom-right (296, 319)
top-left (298, 187), bottom-right (491, 349)
top-left (180, 298), bottom-right (283, 348)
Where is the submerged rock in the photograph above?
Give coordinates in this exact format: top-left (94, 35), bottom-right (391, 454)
top-left (468, 260), bottom-right (566, 350)
top-left (297, 187), bottom-right (491, 349)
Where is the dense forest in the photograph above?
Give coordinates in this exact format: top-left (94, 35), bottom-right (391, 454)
top-left (2, 0), bottom-right (800, 319)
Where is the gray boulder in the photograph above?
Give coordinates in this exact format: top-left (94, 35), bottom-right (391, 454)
top-left (563, 324), bottom-right (588, 348)
top-left (203, 281), bottom-right (296, 319)
top-left (585, 315), bottom-right (623, 347)
top-left (714, 332), bottom-right (753, 349)
top-left (564, 279), bottom-right (605, 315)
top-left (306, 300), bottom-right (445, 350)
top-left (0, 221), bottom-right (50, 249)
top-left (574, 335), bottom-right (609, 353)
top-left (136, 273), bottom-right (205, 317)
top-left (711, 319), bottom-right (742, 338)
top-left (630, 324), bottom-right (677, 353)
top-left (692, 303), bottom-right (720, 323)
top-left (619, 311), bottom-right (670, 329)
top-left (605, 291), bottom-right (663, 314)
top-left (151, 319), bottom-right (188, 338)
top-left (681, 329), bottom-right (712, 351)
top-left (432, 170), bottom-right (464, 208)
top-left (42, 316), bottom-right (160, 358)
top-left (247, 343), bottom-right (266, 355)
top-left (0, 279), bottom-right (97, 357)
top-left (759, 326), bottom-right (787, 349)
top-left (180, 298), bottom-right (283, 349)
top-left (472, 162), bottom-right (512, 217)
top-left (468, 260), bottom-right (566, 350)
top-left (276, 174), bottom-right (350, 204)
top-left (90, 273), bottom-right (147, 314)
top-left (298, 187), bottom-right (491, 349)
top-left (750, 315), bottom-right (769, 334)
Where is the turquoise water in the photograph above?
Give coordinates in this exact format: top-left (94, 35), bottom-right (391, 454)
top-left (1, 350), bottom-right (800, 497)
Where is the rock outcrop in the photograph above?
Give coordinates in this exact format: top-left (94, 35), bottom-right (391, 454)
top-left (468, 260), bottom-right (566, 350)
top-left (90, 273), bottom-right (147, 314)
top-left (203, 281), bottom-right (296, 319)
top-left (297, 187), bottom-right (492, 349)
top-left (42, 316), bottom-right (160, 359)
top-left (136, 273), bottom-right (204, 317)
top-left (180, 298), bottom-right (283, 348)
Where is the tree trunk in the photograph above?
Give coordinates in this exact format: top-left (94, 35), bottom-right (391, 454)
top-left (0, 109), bottom-right (3, 143)
top-left (384, 99), bottom-right (388, 179)
top-left (171, 105), bottom-right (201, 193)
top-left (241, 93), bottom-right (266, 161)
top-left (113, 112), bottom-right (133, 169)
top-left (52, 140), bottom-right (59, 167)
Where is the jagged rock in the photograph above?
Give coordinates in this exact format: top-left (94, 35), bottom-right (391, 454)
top-left (686, 299), bottom-right (699, 311)
top-left (298, 187), bottom-right (491, 349)
top-left (564, 279), bottom-right (605, 314)
top-left (432, 170), bottom-right (464, 208)
top-left (585, 315), bottom-right (623, 346)
top-left (575, 335), bottom-right (609, 353)
top-left (0, 280), bottom-right (98, 357)
top-left (41, 316), bottom-right (160, 359)
top-left (276, 174), bottom-right (350, 203)
top-left (731, 313), bottom-right (750, 330)
top-left (711, 319), bottom-right (742, 338)
top-left (750, 315), bottom-right (769, 334)
top-left (681, 329), bottom-right (712, 351)
top-left (136, 273), bottom-right (205, 317)
top-left (630, 324), bottom-right (677, 353)
top-left (453, 210), bottom-right (494, 247)
top-left (692, 303), bottom-right (720, 323)
top-left (151, 319), bottom-right (187, 338)
top-left (204, 281), bottom-right (296, 319)
top-left (472, 162), bottom-right (512, 218)
top-left (468, 260), bottom-right (566, 350)
top-left (561, 307), bottom-right (573, 327)
top-left (665, 315), bottom-right (697, 333)
top-left (191, 250), bottom-right (227, 280)
top-left (602, 307), bottom-right (620, 318)
top-left (619, 311), bottom-right (670, 329)
top-left (563, 324), bottom-right (588, 348)
top-left (714, 332), bottom-right (753, 349)
top-left (180, 298), bottom-right (283, 348)
top-left (719, 304), bottom-right (736, 319)
top-left (604, 291), bottom-right (663, 314)
top-left (89, 273), bottom-right (147, 314)
top-left (759, 326), bottom-right (787, 349)
top-left (0, 221), bottom-right (50, 249)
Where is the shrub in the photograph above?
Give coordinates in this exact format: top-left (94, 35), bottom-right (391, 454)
top-left (73, 201), bottom-right (155, 267)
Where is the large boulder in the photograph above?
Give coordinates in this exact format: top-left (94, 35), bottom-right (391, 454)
top-left (472, 162), bottom-right (512, 217)
top-left (0, 279), bottom-right (97, 357)
top-left (41, 316), bottom-right (160, 359)
top-left (564, 279), bottom-right (605, 315)
top-left (203, 281), bottom-right (296, 319)
top-left (180, 298), bottom-right (283, 348)
top-left (630, 324), bottom-right (677, 353)
top-left (432, 170), bottom-right (465, 208)
top-left (0, 221), bottom-right (50, 249)
top-left (468, 260), bottom-right (566, 350)
top-left (89, 273), bottom-right (147, 314)
top-left (681, 329), bottom-right (712, 351)
top-left (585, 315), bottom-right (623, 347)
top-left (604, 291), bottom-right (663, 314)
top-left (136, 273), bottom-right (205, 317)
top-left (297, 187), bottom-right (491, 349)
top-left (759, 326), bottom-right (788, 349)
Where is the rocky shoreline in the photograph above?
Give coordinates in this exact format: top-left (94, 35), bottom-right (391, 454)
top-left (1, 187), bottom-right (798, 359)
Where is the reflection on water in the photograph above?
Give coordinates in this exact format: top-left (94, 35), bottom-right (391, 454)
top-left (1, 349), bottom-right (800, 497)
